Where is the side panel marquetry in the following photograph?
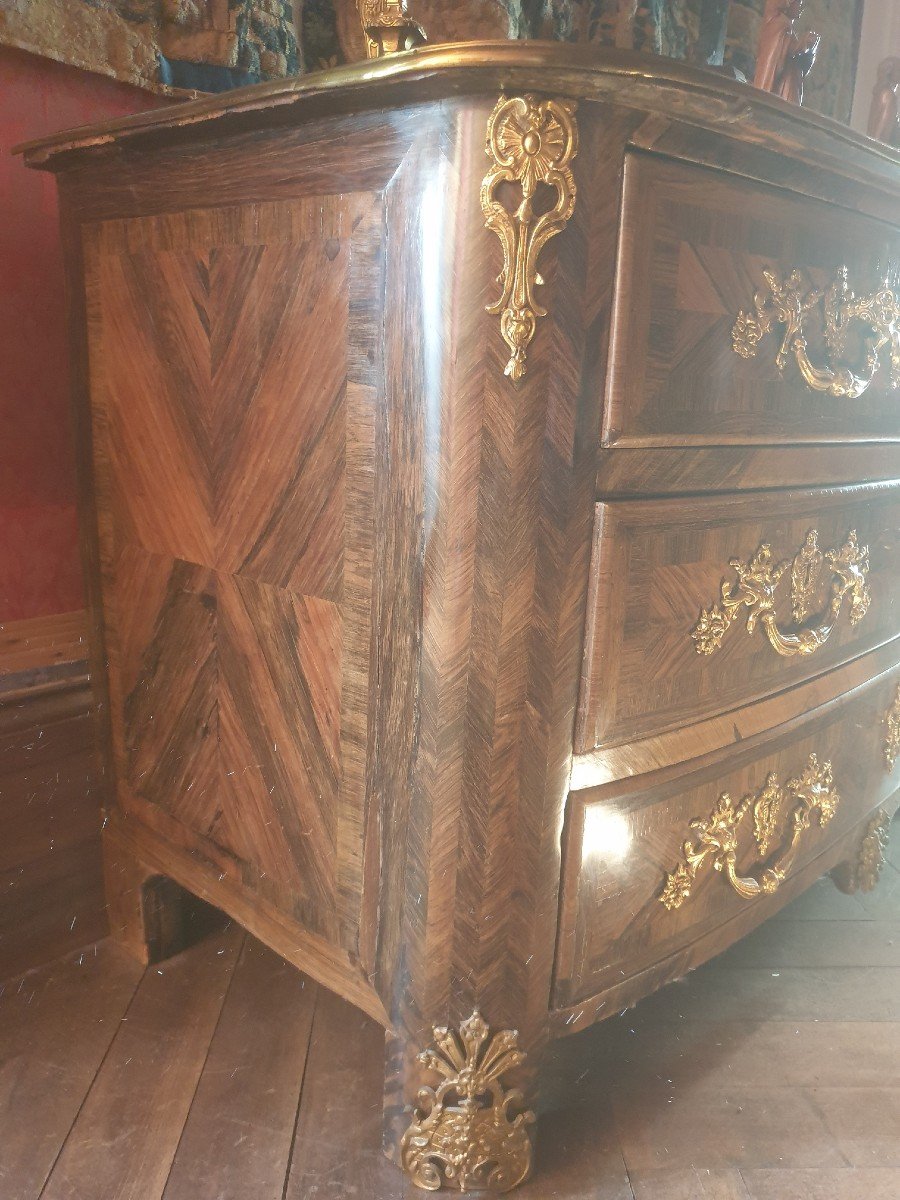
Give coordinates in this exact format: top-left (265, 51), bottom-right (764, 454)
top-left (577, 483), bottom-right (900, 752)
top-left (604, 153), bottom-right (900, 446)
top-left (556, 663), bottom-right (900, 1010)
top-left (84, 194), bottom-right (383, 952)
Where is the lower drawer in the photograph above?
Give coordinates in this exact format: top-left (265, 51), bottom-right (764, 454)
top-left (553, 660), bottom-right (900, 1010)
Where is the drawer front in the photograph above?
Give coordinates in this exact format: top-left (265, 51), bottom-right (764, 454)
top-left (577, 482), bottom-right (900, 752)
top-left (603, 153), bottom-right (900, 447)
top-left (555, 662), bottom-right (900, 1009)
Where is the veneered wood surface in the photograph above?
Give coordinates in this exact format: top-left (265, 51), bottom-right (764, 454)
top-left (595, 443), bottom-right (900, 496)
top-left (578, 482), bottom-right (900, 752)
top-left (85, 193), bottom-right (381, 956)
top-left (557, 661), bottom-right (900, 1009)
top-left (572, 640), bottom-right (900, 790)
top-left (603, 153), bottom-right (900, 447)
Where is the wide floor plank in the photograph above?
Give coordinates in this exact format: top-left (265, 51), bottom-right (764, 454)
top-left (0, 942), bottom-right (143, 1200)
top-left (284, 988), bottom-right (414, 1200)
top-left (161, 937), bottom-right (318, 1200)
top-left (40, 924), bottom-right (244, 1200)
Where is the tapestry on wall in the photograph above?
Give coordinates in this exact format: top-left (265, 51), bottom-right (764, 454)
top-left (0, 0), bottom-right (862, 119)
top-left (726, 0), bottom-right (863, 125)
top-left (0, 1), bottom-right (300, 93)
top-left (301, 0), bottom-right (862, 123)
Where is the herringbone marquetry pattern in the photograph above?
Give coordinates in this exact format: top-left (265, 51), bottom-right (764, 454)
top-left (86, 199), bottom-right (375, 938)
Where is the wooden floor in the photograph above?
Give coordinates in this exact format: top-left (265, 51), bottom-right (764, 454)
top-left (2, 828), bottom-right (898, 1200)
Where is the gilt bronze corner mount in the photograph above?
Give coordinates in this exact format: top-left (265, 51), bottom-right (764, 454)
top-left (400, 1009), bottom-right (535, 1192)
top-left (481, 94), bottom-right (578, 383)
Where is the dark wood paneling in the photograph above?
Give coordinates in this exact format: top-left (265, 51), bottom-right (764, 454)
top-left (578, 482), bottom-right (900, 752)
top-left (557, 660), bottom-right (900, 1010)
top-left (603, 152), bottom-right (900, 447)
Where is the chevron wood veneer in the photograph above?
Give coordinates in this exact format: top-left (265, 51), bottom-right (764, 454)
top-left (20, 43), bottom-right (900, 1193)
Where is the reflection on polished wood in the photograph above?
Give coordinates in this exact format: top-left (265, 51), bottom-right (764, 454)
top-left (19, 44), bottom-right (900, 1193)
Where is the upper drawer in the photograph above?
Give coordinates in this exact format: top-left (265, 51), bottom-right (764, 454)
top-left (576, 481), bottom-right (900, 753)
top-left (602, 153), bottom-right (900, 447)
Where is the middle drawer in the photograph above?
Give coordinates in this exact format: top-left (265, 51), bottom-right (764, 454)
top-left (576, 481), bottom-right (900, 752)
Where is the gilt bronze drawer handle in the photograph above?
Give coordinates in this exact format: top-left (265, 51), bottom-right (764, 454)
top-left (400, 1009), bottom-right (535, 1193)
top-left (732, 266), bottom-right (900, 398)
top-left (885, 684), bottom-right (900, 771)
top-left (481, 94), bottom-right (578, 382)
top-left (660, 753), bottom-right (839, 910)
top-left (691, 528), bottom-right (870, 658)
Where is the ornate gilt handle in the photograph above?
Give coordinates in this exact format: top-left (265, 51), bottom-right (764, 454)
top-left (481, 94), bottom-right (578, 382)
top-left (661, 753), bottom-right (840, 909)
top-left (732, 266), bottom-right (900, 398)
top-left (691, 528), bottom-right (871, 658)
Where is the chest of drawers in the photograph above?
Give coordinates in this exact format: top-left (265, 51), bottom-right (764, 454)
top-left (20, 43), bottom-right (900, 1193)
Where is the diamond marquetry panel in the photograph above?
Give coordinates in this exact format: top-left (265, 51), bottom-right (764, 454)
top-left (85, 195), bottom-right (380, 940)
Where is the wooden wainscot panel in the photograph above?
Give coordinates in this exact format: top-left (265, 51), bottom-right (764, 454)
top-left (603, 152), bottom-right (900, 447)
top-left (555, 659), bottom-right (900, 1011)
top-left (0, 611), bottom-right (106, 980)
top-left (577, 482), bottom-right (900, 752)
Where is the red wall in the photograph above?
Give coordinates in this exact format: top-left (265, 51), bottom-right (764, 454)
top-left (0, 46), bottom-right (164, 622)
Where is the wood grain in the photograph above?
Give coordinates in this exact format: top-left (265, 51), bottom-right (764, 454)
top-left (161, 937), bottom-right (318, 1200)
top-left (578, 482), bottom-right (900, 752)
top-left (561, 661), bottom-right (900, 1007)
top-left (0, 612), bottom-right (104, 980)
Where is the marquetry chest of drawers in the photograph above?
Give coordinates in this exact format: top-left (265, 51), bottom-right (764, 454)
top-left (21, 43), bottom-right (900, 1194)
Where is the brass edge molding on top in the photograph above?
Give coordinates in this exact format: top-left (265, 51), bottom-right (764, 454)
top-left (833, 808), bottom-right (891, 894)
top-left (732, 266), bottom-right (900, 398)
top-left (357, 0), bottom-right (426, 58)
top-left (691, 528), bottom-right (871, 658)
top-left (660, 753), bottom-right (840, 910)
top-left (885, 683), bottom-right (900, 771)
top-left (399, 1009), bottom-right (535, 1192)
top-left (481, 94), bottom-right (578, 382)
